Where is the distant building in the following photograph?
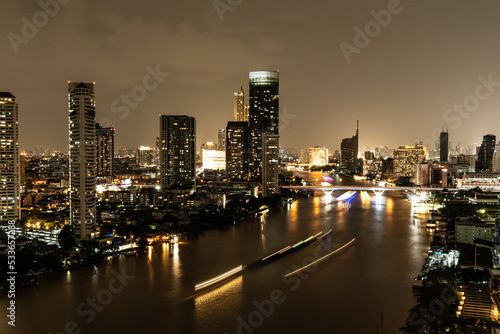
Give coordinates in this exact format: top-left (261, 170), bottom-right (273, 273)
top-left (96, 124), bottom-right (115, 181)
top-left (477, 134), bottom-right (496, 172)
top-left (393, 144), bottom-right (427, 178)
top-left (308, 146), bottom-right (329, 167)
top-left (415, 163), bottom-right (431, 187)
top-left (234, 87), bottom-right (247, 122)
top-left (456, 222), bottom-right (495, 245)
top-left (226, 121), bottom-right (250, 180)
top-left (218, 129), bottom-right (226, 150)
top-left (457, 172), bottom-right (500, 191)
top-left (382, 158), bottom-right (394, 178)
top-left (249, 70), bottom-right (279, 181)
top-left (68, 82), bottom-right (97, 240)
top-left (440, 128), bottom-right (448, 163)
top-left (0, 92), bottom-right (20, 221)
top-left (201, 149), bottom-right (225, 170)
top-left (341, 121), bottom-right (359, 173)
top-left (136, 146), bottom-right (156, 167)
top-left (262, 133), bottom-right (280, 197)
top-left (159, 115), bottom-right (196, 190)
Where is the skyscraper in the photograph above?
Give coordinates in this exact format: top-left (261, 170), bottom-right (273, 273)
top-left (393, 144), bottom-right (427, 178)
top-left (218, 129), bottom-right (226, 150)
top-left (0, 93), bottom-right (20, 221)
top-left (262, 133), bottom-right (280, 197)
top-left (226, 121), bottom-right (250, 180)
top-left (440, 127), bottom-right (448, 163)
top-left (96, 123), bottom-right (115, 181)
top-left (68, 82), bottom-right (97, 240)
top-left (340, 121), bottom-right (359, 174)
top-left (234, 87), bottom-right (247, 122)
top-left (249, 70), bottom-right (279, 180)
top-left (477, 134), bottom-right (496, 172)
top-left (159, 115), bottom-right (196, 190)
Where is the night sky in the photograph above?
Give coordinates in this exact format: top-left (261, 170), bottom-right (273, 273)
top-left (2, 0), bottom-right (500, 152)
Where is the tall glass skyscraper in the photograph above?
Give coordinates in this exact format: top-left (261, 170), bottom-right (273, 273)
top-left (249, 70), bottom-right (279, 181)
top-left (226, 121), bottom-right (249, 180)
top-left (440, 128), bottom-right (448, 163)
top-left (0, 92), bottom-right (20, 221)
top-left (68, 82), bottom-right (97, 240)
top-left (96, 123), bottom-right (115, 181)
top-left (234, 86), bottom-right (247, 122)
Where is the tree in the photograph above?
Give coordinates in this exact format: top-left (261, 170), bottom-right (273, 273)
top-left (58, 225), bottom-right (76, 249)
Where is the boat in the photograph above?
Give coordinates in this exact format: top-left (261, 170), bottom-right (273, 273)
top-left (122, 250), bottom-right (136, 257)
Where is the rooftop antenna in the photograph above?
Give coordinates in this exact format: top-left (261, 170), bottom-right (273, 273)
top-left (356, 120), bottom-right (359, 136)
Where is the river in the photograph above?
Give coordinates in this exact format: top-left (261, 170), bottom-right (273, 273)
top-left (1, 172), bottom-right (432, 334)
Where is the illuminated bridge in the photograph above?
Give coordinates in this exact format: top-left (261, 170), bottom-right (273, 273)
top-left (281, 185), bottom-right (458, 196)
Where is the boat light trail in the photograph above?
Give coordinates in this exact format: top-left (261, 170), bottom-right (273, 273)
top-left (195, 265), bottom-right (243, 291)
top-left (285, 238), bottom-right (357, 278)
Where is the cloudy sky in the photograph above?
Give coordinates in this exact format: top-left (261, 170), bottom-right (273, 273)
top-left (2, 0), bottom-right (500, 153)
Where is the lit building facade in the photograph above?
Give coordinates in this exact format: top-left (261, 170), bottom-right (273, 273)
top-left (393, 144), bottom-right (427, 178)
top-left (68, 82), bottom-right (97, 240)
top-left (249, 70), bottom-right (279, 181)
top-left (308, 146), bottom-right (329, 167)
top-left (96, 124), bottom-right (115, 180)
top-left (0, 92), bottom-right (20, 221)
top-left (159, 115), bottom-right (196, 190)
top-left (201, 149), bottom-right (226, 170)
top-left (137, 146), bottom-right (156, 167)
top-left (262, 133), bottom-right (280, 197)
top-left (226, 121), bottom-right (250, 180)
top-left (234, 87), bottom-right (247, 122)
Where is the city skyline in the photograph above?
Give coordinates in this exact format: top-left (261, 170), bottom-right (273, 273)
top-left (2, 1), bottom-right (500, 152)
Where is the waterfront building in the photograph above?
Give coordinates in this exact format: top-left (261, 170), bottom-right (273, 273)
top-left (393, 144), bottom-right (427, 178)
top-left (159, 115), bottom-right (196, 190)
top-left (0, 92), bottom-right (20, 221)
top-left (249, 70), bottom-right (279, 181)
top-left (308, 146), bottom-right (329, 167)
top-left (68, 82), bottom-right (97, 240)
top-left (262, 133), bottom-right (280, 197)
top-left (415, 162), bottom-right (431, 187)
top-left (226, 121), bottom-right (250, 180)
top-left (96, 123), bottom-right (115, 181)
top-left (340, 121), bottom-right (359, 174)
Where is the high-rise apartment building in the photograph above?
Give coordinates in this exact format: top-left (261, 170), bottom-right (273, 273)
top-left (226, 121), bottom-right (250, 180)
top-left (477, 134), bottom-right (496, 172)
top-left (136, 146), bottom-right (156, 167)
top-left (96, 123), bottom-right (115, 180)
top-left (159, 115), bottom-right (196, 190)
top-left (440, 128), bottom-right (448, 163)
top-left (234, 87), bottom-right (247, 122)
top-left (0, 92), bottom-right (20, 221)
top-left (262, 133), bottom-right (280, 197)
top-left (249, 70), bottom-right (279, 180)
top-left (341, 122), bottom-right (359, 174)
top-left (393, 144), bottom-right (427, 178)
top-left (308, 146), bottom-right (329, 167)
top-left (68, 82), bottom-right (97, 240)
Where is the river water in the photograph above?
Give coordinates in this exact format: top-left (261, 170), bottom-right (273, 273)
top-left (1, 172), bottom-right (432, 334)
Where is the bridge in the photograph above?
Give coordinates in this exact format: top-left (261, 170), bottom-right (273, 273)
top-left (281, 185), bottom-right (457, 196)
